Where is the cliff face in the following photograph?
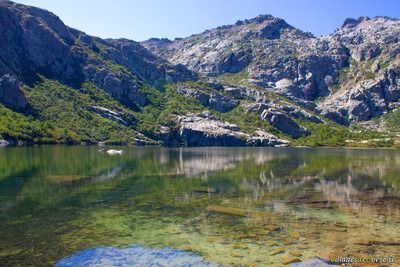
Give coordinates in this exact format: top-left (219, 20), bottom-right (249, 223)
top-left (317, 17), bottom-right (400, 124)
top-left (0, 0), bottom-right (399, 147)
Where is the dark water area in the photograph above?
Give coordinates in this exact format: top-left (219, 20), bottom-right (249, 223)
top-left (0, 146), bottom-right (400, 266)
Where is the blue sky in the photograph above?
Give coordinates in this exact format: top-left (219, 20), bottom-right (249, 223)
top-left (14, 0), bottom-right (400, 41)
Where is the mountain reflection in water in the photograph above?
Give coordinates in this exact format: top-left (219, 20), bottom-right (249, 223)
top-left (0, 146), bottom-right (399, 266)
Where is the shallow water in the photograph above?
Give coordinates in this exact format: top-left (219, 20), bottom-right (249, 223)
top-left (0, 146), bottom-right (400, 266)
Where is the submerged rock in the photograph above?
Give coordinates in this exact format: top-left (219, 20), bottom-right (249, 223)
top-left (0, 248), bottom-right (23, 257)
top-left (280, 254), bottom-right (301, 265)
top-left (354, 240), bottom-right (400, 246)
top-left (270, 248), bottom-right (286, 256)
top-left (192, 187), bottom-right (218, 194)
top-left (206, 205), bottom-right (271, 219)
top-left (291, 258), bottom-right (338, 267)
top-left (55, 245), bottom-right (219, 267)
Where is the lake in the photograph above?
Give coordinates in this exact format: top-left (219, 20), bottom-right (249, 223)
top-left (0, 146), bottom-right (400, 266)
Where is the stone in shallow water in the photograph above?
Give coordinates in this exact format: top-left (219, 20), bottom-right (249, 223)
top-left (281, 254), bottom-right (301, 265)
top-left (291, 258), bottom-right (338, 267)
top-left (55, 245), bottom-right (219, 267)
top-left (0, 248), bottom-right (23, 257)
top-left (192, 187), bottom-right (218, 194)
top-left (206, 205), bottom-right (271, 219)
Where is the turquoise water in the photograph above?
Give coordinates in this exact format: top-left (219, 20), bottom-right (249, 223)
top-left (0, 146), bottom-right (400, 266)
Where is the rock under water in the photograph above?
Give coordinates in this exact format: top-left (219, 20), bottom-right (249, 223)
top-left (55, 245), bottom-right (219, 267)
top-left (291, 258), bottom-right (338, 267)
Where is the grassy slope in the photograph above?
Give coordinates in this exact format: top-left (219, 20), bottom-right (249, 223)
top-left (138, 79), bottom-right (394, 147)
top-left (136, 84), bottom-right (205, 135)
top-left (137, 81), bottom-right (279, 137)
top-left (385, 109), bottom-right (400, 131)
top-left (292, 122), bottom-right (394, 147)
top-left (0, 104), bottom-right (51, 142)
top-left (0, 75), bottom-right (397, 147)
top-left (1, 79), bottom-right (146, 145)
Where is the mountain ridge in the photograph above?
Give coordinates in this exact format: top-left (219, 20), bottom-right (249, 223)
top-left (142, 13), bottom-right (400, 125)
top-left (0, 0), bottom-right (399, 147)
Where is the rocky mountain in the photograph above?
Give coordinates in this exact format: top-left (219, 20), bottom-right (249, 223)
top-left (0, 0), bottom-right (399, 147)
top-left (142, 15), bottom-right (400, 125)
top-left (0, 0), bottom-right (194, 110)
top-left (318, 17), bottom-right (400, 125)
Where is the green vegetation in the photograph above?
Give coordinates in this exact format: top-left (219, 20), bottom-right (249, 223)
top-left (215, 105), bottom-right (278, 135)
top-left (217, 69), bottom-right (248, 85)
top-left (137, 81), bottom-right (277, 138)
top-left (0, 105), bottom-right (53, 143)
top-left (329, 66), bottom-right (351, 93)
top-left (137, 83), bottom-right (205, 134)
top-left (0, 79), bottom-right (145, 145)
top-left (74, 41), bottom-right (133, 75)
top-left (0, 75), bottom-right (397, 148)
top-left (293, 121), bottom-right (392, 147)
top-left (379, 61), bottom-right (390, 70)
top-left (330, 58), bottom-right (381, 93)
top-left (384, 108), bottom-right (400, 130)
top-left (350, 59), bottom-right (377, 81)
top-left (27, 79), bottom-right (143, 144)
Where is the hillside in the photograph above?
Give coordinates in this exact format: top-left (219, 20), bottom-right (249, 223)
top-left (0, 0), bottom-right (399, 147)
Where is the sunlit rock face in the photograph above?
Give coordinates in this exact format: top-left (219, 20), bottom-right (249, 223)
top-left (0, 74), bottom-right (28, 111)
top-left (175, 112), bottom-right (290, 147)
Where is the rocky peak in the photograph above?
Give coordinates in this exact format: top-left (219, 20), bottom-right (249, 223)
top-left (341, 16), bottom-right (371, 29)
top-left (341, 16), bottom-right (398, 30)
top-left (330, 16), bottom-right (400, 63)
top-left (255, 16), bottom-right (295, 39)
top-left (229, 14), bottom-right (304, 40)
top-left (335, 16), bottom-right (400, 43)
top-left (0, 0), bottom-right (82, 86)
top-left (0, 0), bottom-right (74, 44)
top-left (141, 14), bottom-right (313, 76)
top-left (143, 38), bottom-right (173, 46)
top-left (236, 14), bottom-right (290, 28)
